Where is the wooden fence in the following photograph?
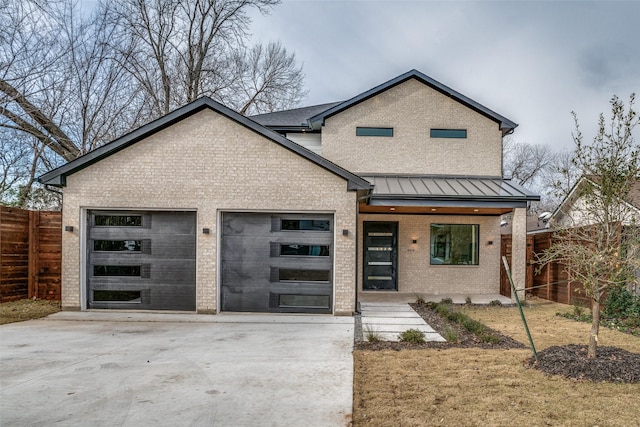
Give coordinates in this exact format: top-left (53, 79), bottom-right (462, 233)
top-left (0, 206), bottom-right (62, 302)
top-left (501, 231), bottom-right (590, 306)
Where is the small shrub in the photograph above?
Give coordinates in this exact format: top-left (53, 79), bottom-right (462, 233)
top-left (465, 296), bottom-right (472, 305)
top-left (399, 328), bottom-right (426, 344)
top-left (442, 327), bottom-right (459, 342)
top-left (489, 299), bottom-right (503, 306)
top-left (440, 297), bottom-right (453, 304)
top-left (603, 285), bottom-right (640, 319)
top-left (415, 295), bottom-right (426, 305)
top-left (364, 325), bottom-right (383, 343)
top-left (479, 333), bottom-right (500, 344)
top-left (461, 317), bottom-right (485, 335)
top-left (572, 304), bottom-right (585, 317)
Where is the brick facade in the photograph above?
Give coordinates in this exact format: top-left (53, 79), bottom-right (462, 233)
top-left (321, 79), bottom-right (503, 175)
top-left (60, 109), bottom-right (358, 314)
top-left (358, 214), bottom-right (502, 296)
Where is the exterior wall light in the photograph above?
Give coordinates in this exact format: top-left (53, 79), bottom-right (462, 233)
top-left (202, 228), bottom-right (210, 234)
top-left (64, 226), bottom-right (74, 232)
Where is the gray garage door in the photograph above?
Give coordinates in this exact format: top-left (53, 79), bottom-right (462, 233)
top-left (87, 210), bottom-right (196, 310)
top-left (221, 212), bottom-right (333, 314)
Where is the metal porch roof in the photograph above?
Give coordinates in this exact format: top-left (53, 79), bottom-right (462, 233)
top-left (362, 175), bottom-right (540, 208)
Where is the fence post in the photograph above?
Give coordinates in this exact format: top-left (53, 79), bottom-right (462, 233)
top-left (28, 210), bottom-right (39, 299)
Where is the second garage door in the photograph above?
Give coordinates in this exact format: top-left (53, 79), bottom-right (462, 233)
top-left (221, 212), bottom-right (334, 314)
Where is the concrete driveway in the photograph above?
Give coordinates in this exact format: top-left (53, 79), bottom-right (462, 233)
top-left (0, 312), bottom-right (354, 427)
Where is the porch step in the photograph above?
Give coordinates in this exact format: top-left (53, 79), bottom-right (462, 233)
top-left (360, 302), bottom-right (445, 343)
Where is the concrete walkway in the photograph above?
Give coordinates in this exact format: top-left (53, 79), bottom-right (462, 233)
top-left (0, 313), bottom-right (354, 427)
top-left (360, 302), bottom-right (446, 342)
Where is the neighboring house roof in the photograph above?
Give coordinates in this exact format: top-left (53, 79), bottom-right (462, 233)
top-left (250, 102), bottom-right (342, 130)
top-left (37, 97), bottom-right (372, 191)
top-left (308, 69), bottom-right (518, 136)
top-left (501, 216), bottom-right (549, 234)
top-left (362, 175), bottom-right (540, 208)
top-left (550, 175), bottom-right (640, 225)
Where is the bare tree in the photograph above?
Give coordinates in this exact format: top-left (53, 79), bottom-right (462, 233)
top-left (503, 137), bottom-right (554, 187)
top-left (538, 94), bottom-right (640, 358)
top-left (1, 0), bottom-right (306, 207)
top-left (108, 0), bottom-right (304, 116)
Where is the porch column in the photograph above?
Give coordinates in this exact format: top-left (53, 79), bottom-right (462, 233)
top-left (511, 208), bottom-right (527, 300)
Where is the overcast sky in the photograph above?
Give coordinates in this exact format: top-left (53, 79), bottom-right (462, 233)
top-left (247, 0), bottom-right (640, 150)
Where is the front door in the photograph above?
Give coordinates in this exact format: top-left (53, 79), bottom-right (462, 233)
top-left (363, 222), bottom-right (398, 290)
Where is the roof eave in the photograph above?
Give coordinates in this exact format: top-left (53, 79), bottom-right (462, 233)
top-left (38, 97), bottom-right (372, 192)
top-left (308, 69), bottom-right (518, 132)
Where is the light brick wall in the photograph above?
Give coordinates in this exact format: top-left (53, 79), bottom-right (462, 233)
top-left (358, 214), bottom-right (502, 296)
top-left (61, 109), bottom-right (358, 315)
top-left (321, 79), bottom-right (503, 175)
top-left (510, 208), bottom-right (527, 300)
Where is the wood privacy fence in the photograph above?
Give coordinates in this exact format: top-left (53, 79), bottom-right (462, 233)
top-left (501, 231), bottom-right (590, 306)
top-left (0, 206), bottom-right (62, 302)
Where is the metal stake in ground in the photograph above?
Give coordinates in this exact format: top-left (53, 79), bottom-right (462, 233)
top-left (502, 256), bottom-right (538, 360)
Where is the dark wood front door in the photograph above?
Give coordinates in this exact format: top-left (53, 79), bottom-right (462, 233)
top-left (363, 222), bottom-right (398, 291)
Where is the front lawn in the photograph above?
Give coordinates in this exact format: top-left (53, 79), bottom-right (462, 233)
top-left (353, 299), bottom-right (640, 426)
top-left (0, 299), bottom-right (61, 325)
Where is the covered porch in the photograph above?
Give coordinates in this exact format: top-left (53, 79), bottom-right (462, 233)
top-left (356, 174), bottom-right (540, 301)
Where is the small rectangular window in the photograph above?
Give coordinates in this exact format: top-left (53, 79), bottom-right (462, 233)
top-left (281, 219), bottom-right (331, 231)
top-left (279, 294), bottom-right (330, 308)
top-left (280, 244), bottom-right (330, 257)
top-left (279, 269), bottom-right (330, 282)
top-left (93, 240), bottom-right (142, 252)
top-left (94, 215), bottom-right (142, 227)
top-left (93, 290), bottom-right (141, 302)
top-left (430, 224), bottom-right (479, 265)
top-left (356, 127), bottom-right (393, 137)
top-left (430, 129), bottom-right (467, 139)
top-left (93, 265), bottom-right (142, 276)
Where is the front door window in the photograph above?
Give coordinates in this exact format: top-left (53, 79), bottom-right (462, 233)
top-left (363, 222), bottom-right (398, 290)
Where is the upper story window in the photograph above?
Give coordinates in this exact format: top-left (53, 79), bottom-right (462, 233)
top-left (356, 127), bottom-right (394, 137)
top-left (430, 129), bottom-right (467, 139)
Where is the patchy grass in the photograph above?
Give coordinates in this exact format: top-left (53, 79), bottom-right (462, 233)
top-left (353, 298), bottom-right (640, 426)
top-left (0, 299), bottom-right (61, 325)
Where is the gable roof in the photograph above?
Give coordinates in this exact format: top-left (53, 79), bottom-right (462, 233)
top-left (37, 97), bottom-right (372, 191)
top-left (308, 69), bottom-right (518, 136)
top-left (250, 102), bottom-right (342, 130)
top-left (550, 175), bottom-right (640, 224)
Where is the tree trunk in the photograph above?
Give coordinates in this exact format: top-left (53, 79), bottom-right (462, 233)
top-left (588, 298), bottom-right (600, 358)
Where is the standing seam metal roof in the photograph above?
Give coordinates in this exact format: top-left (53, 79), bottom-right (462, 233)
top-left (362, 175), bottom-right (540, 201)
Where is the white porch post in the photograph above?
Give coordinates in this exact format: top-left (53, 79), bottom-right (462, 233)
top-left (511, 208), bottom-right (527, 300)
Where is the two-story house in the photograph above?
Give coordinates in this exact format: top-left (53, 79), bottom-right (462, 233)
top-left (39, 70), bottom-right (539, 314)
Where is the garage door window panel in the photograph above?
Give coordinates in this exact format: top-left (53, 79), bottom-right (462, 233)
top-left (93, 290), bottom-right (141, 302)
top-left (94, 215), bottom-right (142, 227)
top-left (281, 219), bottom-right (331, 231)
top-left (276, 268), bottom-right (331, 282)
top-left (93, 240), bottom-right (142, 252)
top-left (278, 294), bottom-right (330, 309)
top-left (279, 244), bottom-right (330, 257)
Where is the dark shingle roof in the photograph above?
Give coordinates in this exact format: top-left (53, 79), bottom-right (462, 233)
top-left (250, 102), bottom-right (342, 129)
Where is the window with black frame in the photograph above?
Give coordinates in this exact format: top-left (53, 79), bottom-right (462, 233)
top-left (430, 224), bottom-right (479, 265)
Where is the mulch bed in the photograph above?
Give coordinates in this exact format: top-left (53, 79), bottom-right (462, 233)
top-left (355, 303), bottom-right (640, 383)
top-left (527, 344), bottom-right (640, 383)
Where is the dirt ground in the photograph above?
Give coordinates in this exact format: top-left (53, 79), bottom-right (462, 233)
top-left (0, 299), bottom-right (61, 325)
top-left (353, 298), bottom-right (640, 427)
